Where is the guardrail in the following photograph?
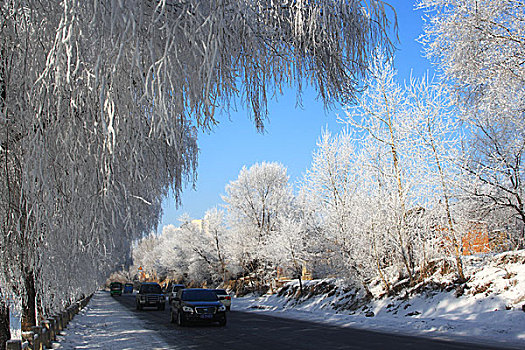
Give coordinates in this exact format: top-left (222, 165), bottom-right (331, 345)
top-left (5, 294), bottom-right (92, 350)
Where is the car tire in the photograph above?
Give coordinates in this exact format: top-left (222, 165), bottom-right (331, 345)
top-left (226, 305), bottom-right (230, 311)
top-left (170, 310), bottom-right (175, 323)
top-left (218, 316), bottom-right (227, 327)
top-left (136, 302), bottom-right (142, 311)
top-left (159, 303), bottom-right (165, 311)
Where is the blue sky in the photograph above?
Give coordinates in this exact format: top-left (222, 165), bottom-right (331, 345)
top-left (158, 1), bottom-right (435, 229)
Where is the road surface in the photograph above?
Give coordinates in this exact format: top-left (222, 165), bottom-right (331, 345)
top-left (114, 293), bottom-right (511, 350)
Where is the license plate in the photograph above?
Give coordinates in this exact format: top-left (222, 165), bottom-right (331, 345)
top-left (200, 314), bottom-right (213, 319)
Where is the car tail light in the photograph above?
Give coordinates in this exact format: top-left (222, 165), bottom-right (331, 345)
top-left (225, 296), bottom-right (231, 300)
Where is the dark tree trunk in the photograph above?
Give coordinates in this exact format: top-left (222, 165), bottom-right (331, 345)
top-left (0, 46), bottom-right (12, 350)
top-left (0, 297), bottom-right (10, 350)
top-left (21, 269), bottom-right (36, 331)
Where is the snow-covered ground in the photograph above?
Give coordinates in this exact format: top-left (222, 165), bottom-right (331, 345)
top-left (233, 251), bottom-right (525, 350)
top-left (53, 291), bottom-right (170, 349)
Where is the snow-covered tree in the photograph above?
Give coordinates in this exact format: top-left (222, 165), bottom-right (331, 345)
top-left (345, 53), bottom-right (420, 284)
top-left (154, 225), bottom-right (191, 281)
top-left (419, 0), bottom-right (525, 248)
top-left (177, 210), bottom-right (230, 285)
top-left (418, 0), bottom-right (525, 124)
top-left (300, 130), bottom-right (372, 282)
top-left (300, 54), bottom-right (469, 289)
top-left (130, 212), bottom-right (229, 287)
top-left (132, 233), bottom-right (162, 278)
top-left (223, 162), bottom-right (293, 288)
top-left (224, 163), bottom-right (293, 239)
top-left (202, 208), bottom-right (229, 283)
top-left (265, 215), bottom-right (309, 293)
top-left (406, 75), bottom-right (467, 280)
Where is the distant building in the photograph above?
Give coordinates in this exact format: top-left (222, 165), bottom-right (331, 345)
top-left (435, 221), bottom-right (512, 256)
top-left (461, 221), bottom-right (512, 255)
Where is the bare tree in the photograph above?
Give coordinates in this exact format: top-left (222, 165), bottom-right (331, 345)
top-left (461, 118), bottom-right (525, 248)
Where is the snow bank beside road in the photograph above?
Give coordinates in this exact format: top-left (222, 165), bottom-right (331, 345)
top-left (233, 250), bottom-right (525, 349)
top-left (234, 291), bottom-right (525, 349)
top-left (53, 291), bottom-right (170, 350)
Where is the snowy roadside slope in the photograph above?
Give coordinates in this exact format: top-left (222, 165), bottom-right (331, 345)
top-left (233, 250), bottom-right (525, 350)
top-left (53, 291), bottom-right (170, 350)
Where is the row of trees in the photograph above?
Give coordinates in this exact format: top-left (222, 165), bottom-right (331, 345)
top-left (0, 0), bottom-right (394, 346)
top-left (133, 50), bottom-right (524, 295)
top-left (419, 0), bottom-right (525, 232)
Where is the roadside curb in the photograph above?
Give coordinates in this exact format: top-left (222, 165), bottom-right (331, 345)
top-left (6, 294), bottom-right (93, 350)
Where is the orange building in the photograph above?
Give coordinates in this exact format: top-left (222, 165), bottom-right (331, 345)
top-left (461, 222), bottom-right (491, 255)
top-left (461, 222), bottom-right (512, 255)
top-left (436, 221), bottom-right (511, 256)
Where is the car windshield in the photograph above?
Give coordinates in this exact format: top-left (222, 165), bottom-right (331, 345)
top-left (140, 284), bottom-right (162, 294)
top-left (213, 289), bottom-right (227, 296)
top-left (110, 283), bottom-right (121, 289)
top-left (182, 290), bottom-right (218, 302)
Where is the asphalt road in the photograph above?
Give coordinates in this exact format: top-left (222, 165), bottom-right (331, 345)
top-left (114, 294), bottom-right (510, 350)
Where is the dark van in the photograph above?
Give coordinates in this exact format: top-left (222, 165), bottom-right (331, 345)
top-left (110, 282), bottom-right (123, 296)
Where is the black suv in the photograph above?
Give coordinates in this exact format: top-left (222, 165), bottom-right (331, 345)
top-left (170, 288), bottom-right (226, 326)
top-left (136, 282), bottom-right (165, 310)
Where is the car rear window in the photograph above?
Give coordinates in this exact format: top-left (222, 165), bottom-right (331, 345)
top-left (182, 290), bottom-right (218, 302)
top-left (140, 284), bottom-right (162, 294)
top-left (110, 283), bottom-right (122, 289)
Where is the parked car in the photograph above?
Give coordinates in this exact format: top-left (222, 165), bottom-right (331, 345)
top-left (168, 284), bottom-right (185, 304)
top-left (212, 289), bottom-right (231, 311)
top-left (136, 282), bottom-right (165, 310)
top-left (170, 288), bottom-right (227, 326)
top-left (109, 282), bottom-right (122, 296)
top-left (123, 283), bottom-right (134, 294)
